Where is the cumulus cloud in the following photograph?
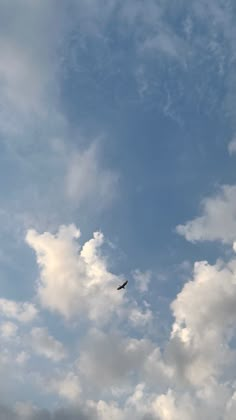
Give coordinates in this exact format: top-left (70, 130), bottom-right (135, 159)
top-left (30, 327), bottom-right (66, 362)
top-left (176, 185), bottom-right (236, 244)
top-left (26, 224), bottom-right (125, 322)
top-left (4, 250), bottom-right (236, 418)
top-left (77, 329), bottom-right (154, 389)
top-left (0, 321), bottom-right (18, 339)
top-left (145, 381), bottom-right (232, 420)
top-left (75, 245), bottom-right (236, 417)
top-left (47, 372), bottom-right (81, 402)
top-left (129, 307), bottom-right (153, 328)
top-left (0, 298), bottom-right (38, 323)
top-left (23, 222), bottom-right (236, 418)
top-left (169, 256), bottom-right (236, 387)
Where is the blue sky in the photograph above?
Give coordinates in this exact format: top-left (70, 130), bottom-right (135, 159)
top-left (1, 1), bottom-right (236, 419)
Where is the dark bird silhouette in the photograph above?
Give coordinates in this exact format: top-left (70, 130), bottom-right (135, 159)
top-left (117, 280), bottom-right (128, 290)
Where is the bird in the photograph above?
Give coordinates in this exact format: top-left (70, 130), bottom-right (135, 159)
top-left (117, 280), bottom-right (128, 290)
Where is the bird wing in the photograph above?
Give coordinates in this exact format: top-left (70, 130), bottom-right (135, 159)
top-left (117, 280), bottom-right (128, 290)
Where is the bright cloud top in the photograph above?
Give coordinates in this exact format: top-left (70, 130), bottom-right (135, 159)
top-left (26, 224), bottom-right (125, 322)
top-left (170, 257), bottom-right (236, 387)
top-left (176, 185), bottom-right (236, 244)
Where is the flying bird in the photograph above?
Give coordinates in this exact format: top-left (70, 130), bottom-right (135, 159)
top-left (117, 280), bottom-right (128, 290)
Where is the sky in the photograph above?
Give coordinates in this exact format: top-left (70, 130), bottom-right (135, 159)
top-left (1, 0), bottom-right (236, 419)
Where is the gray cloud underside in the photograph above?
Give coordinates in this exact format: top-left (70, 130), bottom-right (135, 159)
top-left (0, 404), bottom-right (93, 420)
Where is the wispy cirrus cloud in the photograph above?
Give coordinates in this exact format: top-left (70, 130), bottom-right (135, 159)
top-left (228, 137), bottom-right (236, 154)
top-left (65, 141), bottom-right (119, 211)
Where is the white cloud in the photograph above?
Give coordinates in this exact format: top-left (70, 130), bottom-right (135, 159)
top-left (3, 249), bottom-right (236, 418)
top-left (0, 321), bottom-right (18, 338)
top-left (149, 381), bottom-right (232, 420)
top-left (143, 348), bottom-right (174, 389)
top-left (77, 329), bottom-right (154, 389)
top-left (26, 224), bottom-right (125, 322)
top-left (16, 351), bottom-right (29, 366)
top-left (89, 399), bottom-right (124, 420)
top-left (30, 327), bottom-right (66, 362)
top-left (176, 185), bottom-right (236, 244)
top-left (152, 390), bottom-right (197, 420)
top-left (169, 256), bottom-right (236, 387)
top-left (0, 298), bottom-right (38, 323)
top-left (23, 222), bottom-right (236, 418)
top-left (129, 307), bottom-right (153, 328)
top-left (48, 372), bottom-right (82, 402)
top-left (106, 249), bottom-right (236, 418)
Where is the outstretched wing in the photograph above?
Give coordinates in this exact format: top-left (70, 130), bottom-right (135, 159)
top-left (117, 280), bottom-right (128, 290)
